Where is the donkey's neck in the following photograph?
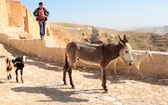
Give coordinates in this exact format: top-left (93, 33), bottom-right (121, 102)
top-left (103, 43), bottom-right (123, 65)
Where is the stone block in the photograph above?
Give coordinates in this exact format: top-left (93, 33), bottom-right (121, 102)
top-left (52, 48), bottom-right (64, 62)
top-left (35, 40), bottom-right (46, 46)
top-left (36, 46), bottom-right (45, 55)
top-left (153, 65), bottom-right (168, 73)
top-left (22, 45), bottom-right (31, 54)
top-left (166, 58), bottom-right (168, 64)
top-left (150, 54), bottom-right (166, 64)
top-left (24, 40), bottom-right (34, 46)
top-left (0, 33), bottom-right (8, 44)
top-left (139, 63), bottom-right (154, 74)
top-left (114, 61), bottom-right (128, 71)
top-left (0, 0), bottom-right (8, 26)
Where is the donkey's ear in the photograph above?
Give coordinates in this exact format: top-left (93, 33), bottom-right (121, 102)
top-left (123, 35), bottom-right (129, 43)
top-left (123, 35), bottom-right (126, 39)
top-left (118, 34), bottom-right (122, 41)
top-left (148, 47), bottom-right (152, 51)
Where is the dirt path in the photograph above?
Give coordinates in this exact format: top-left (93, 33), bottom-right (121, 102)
top-left (0, 43), bottom-right (167, 105)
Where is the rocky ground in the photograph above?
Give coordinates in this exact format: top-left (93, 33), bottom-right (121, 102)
top-left (0, 43), bottom-right (168, 105)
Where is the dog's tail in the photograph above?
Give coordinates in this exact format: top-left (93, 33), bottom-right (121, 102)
top-left (22, 56), bottom-right (26, 64)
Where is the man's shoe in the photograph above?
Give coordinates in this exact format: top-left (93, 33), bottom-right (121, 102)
top-left (40, 36), bottom-right (44, 40)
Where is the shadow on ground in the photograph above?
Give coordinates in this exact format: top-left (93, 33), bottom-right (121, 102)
top-left (11, 86), bottom-right (88, 102)
top-left (79, 67), bottom-right (168, 86)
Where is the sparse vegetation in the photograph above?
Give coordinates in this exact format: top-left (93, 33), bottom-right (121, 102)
top-left (50, 22), bottom-right (168, 51)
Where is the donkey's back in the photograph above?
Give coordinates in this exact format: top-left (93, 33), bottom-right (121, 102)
top-left (66, 41), bottom-right (104, 66)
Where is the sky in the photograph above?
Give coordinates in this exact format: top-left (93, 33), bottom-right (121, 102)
top-left (19, 0), bottom-right (168, 30)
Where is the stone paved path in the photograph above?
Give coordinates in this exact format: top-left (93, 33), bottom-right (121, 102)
top-left (0, 43), bottom-right (168, 105)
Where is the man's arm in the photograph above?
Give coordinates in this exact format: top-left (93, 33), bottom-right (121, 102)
top-left (44, 8), bottom-right (49, 17)
top-left (33, 8), bottom-right (38, 17)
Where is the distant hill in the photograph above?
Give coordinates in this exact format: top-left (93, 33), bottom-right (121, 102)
top-left (50, 22), bottom-right (168, 51)
top-left (126, 25), bottom-right (168, 35)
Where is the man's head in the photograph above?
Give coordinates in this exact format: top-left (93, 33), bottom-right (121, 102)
top-left (39, 2), bottom-right (43, 8)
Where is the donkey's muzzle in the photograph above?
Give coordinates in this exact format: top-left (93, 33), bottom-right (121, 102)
top-left (128, 62), bottom-right (132, 66)
top-left (127, 61), bottom-right (133, 66)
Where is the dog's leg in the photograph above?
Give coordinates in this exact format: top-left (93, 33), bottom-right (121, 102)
top-left (15, 69), bottom-right (19, 82)
top-left (6, 67), bottom-right (12, 80)
top-left (20, 69), bottom-right (24, 83)
top-left (7, 71), bottom-right (10, 80)
top-left (9, 73), bottom-right (12, 79)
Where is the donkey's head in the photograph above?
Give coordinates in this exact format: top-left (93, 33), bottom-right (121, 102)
top-left (118, 35), bottom-right (133, 66)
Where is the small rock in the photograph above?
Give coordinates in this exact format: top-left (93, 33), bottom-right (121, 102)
top-left (165, 80), bottom-right (168, 85)
top-left (112, 101), bottom-right (123, 105)
top-left (102, 96), bottom-right (116, 102)
top-left (158, 89), bottom-right (163, 92)
top-left (89, 98), bottom-right (98, 102)
top-left (117, 85), bottom-right (124, 89)
top-left (107, 76), bottom-right (113, 79)
top-left (75, 91), bottom-right (88, 96)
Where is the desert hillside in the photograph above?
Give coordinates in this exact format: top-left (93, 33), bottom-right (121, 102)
top-left (50, 22), bottom-right (168, 51)
top-left (126, 25), bottom-right (168, 35)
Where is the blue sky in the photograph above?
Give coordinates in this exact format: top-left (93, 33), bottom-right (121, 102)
top-left (20, 0), bottom-right (168, 29)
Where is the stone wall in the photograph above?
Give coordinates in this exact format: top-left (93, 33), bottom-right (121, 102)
top-left (25, 9), bottom-right (39, 38)
top-left (0, 33), bottom-right (168, 78)
top-left (108, 51), bottom-right (168, 78)
top-left (7, 0), bottom-right (25, 27)
top-left (0, 0), bottom-right (9, 26)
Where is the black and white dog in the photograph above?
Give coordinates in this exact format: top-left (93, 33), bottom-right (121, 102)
top-left (5, 56), bottom-right (26, 82)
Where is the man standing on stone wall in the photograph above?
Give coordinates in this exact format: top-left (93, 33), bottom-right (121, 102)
top-left (33, 2), bottom-right (49, 39)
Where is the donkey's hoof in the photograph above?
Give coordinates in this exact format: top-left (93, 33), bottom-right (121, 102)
top-left (21, 80), bottom-right (24, 83)
top-left (63, 83), bottom-right (67, 85)
top-left (71, 85), bottom-right (75, 89)
top-left (7, 76), bottom-right (10, 80)
top-left (104, 88), bottom-right (108, 93)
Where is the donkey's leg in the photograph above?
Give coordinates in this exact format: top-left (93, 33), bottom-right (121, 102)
top-left (67, 53), bottom-right (76, 88)
top-left (101, 66), bottom-right (107, 92)
top-left (113, 61), bottom-right (117, 75)
top-left (15, 69), bottom-right (19, 82)
top-left (63, 68), bottom-right (67, 85)
top-left (135, 65), bottom-right (144, 78)
top-left (63, 53), bottom-right (68, 85)
top-left (20, 69), bottom-right (24, 83)
top-left (68, 67), bottom-right (74, 88)
top-left (127, 66), bottom-right (131, 75)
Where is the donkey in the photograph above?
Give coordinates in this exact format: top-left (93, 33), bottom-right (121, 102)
top-left (63, 35), bottom-right (133, 92)
top-left (113, 51), bottom-right (153, 77)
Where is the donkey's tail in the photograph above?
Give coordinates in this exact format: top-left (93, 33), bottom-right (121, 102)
top-left (64, 52), bottom-right (69, 70)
